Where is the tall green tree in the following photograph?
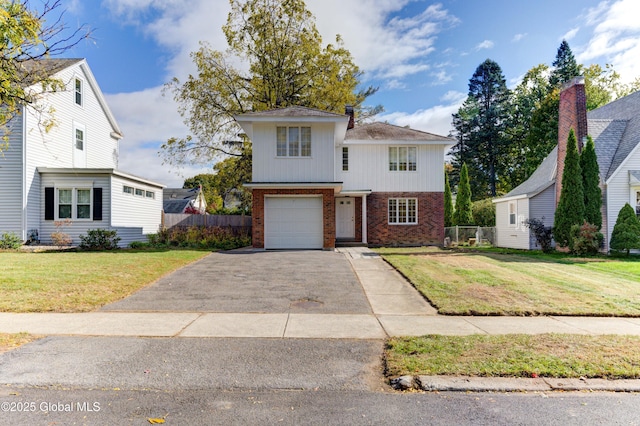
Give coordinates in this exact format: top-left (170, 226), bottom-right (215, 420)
top-left (0, 0), bottom-right (90, 142)
top-left (609, 203), bottom-right (640, 256)
top-left (452, 59), bottom-right (510, 198)
top-left (549, 39), bottom-right (580, 87)
top-left (162, 0), bottom-right (380, 166)
top-left (580, 135), bottom-right (602, 229)
top-left (444, 172), bottom-right (453, 227)
top-left (505, 64), bottom-right (553, 187)
top-left (453, 163), bottom-right (473, 226)
top-left (554, 129), bottom-right (584, 247)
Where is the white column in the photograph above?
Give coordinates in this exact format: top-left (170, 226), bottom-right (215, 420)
top-left (362, 195), bottom-right (367, 244)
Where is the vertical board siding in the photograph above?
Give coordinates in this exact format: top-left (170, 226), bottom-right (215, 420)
top-left (606, 153), bottom-right (640, 251)
top-left (252, 123), bottom-right (335, 182)
top-left (110, 175), bottom-right (163, 234)
top-left (336, 144), bottom-right (447, 192)
top-left (0, 116), bottom-right (25, 237)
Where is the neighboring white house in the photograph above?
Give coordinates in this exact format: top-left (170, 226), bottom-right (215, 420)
top-left (163, 187), bottom-right (208, 214)
top-left (0, 59), bottom-right (164, 247)
top-left (235, 106), bottom-right (454, 249)
top-left (494, 77), bottom-right (640, 252)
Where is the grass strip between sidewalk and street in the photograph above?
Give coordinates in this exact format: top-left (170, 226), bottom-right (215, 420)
top-left (376, 247), bottom-right (640, 316)
top-left (385, 334), bottom-right (640, 379)
top-left (0, 250), bottom-right (209, 312)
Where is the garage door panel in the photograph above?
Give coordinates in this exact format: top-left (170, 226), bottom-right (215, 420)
top-left (265, 197), bottom-right (323, 249)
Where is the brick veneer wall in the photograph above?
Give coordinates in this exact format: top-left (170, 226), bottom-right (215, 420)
top-left (367, 192), bottom-right (444, 246)
top-left (251, 188), bottom-right (336, 249)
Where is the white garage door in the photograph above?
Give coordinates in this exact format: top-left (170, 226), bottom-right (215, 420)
top-left (264, 197), bottom-right (323, 249)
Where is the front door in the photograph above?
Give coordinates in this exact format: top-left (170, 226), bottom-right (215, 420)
top-left (336, 198), bottom-right (355, 239)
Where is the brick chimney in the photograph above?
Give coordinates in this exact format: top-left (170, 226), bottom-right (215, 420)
top-left (556, 76), bottom-right (587, 205)
top-left (345, 105), bottom-right (355, 130)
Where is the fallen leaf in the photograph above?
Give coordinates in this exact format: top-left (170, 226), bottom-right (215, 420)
top-left (148, 418), bottom-right (165, 424)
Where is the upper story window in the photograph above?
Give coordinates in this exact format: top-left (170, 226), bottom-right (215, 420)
top-left (74, 78), bottom-right (83, 106)
top-left (277, 126), bottom-right (311, 157)
top-left (75, 128), bottom-right (84, 151)
top-left (123, 185), bottom-right (134, 195)
top-left (342, 147), bottom-right (349, 171)
top-left (389, 146), bottom-right (417, 171)
top-left (145, 191), bottom-right (155, 199)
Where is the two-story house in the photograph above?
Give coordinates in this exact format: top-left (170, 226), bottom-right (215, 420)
top-left (0, 59), bottom-right (164, 246)
top-left (235, 106), bottom-right (454, 249)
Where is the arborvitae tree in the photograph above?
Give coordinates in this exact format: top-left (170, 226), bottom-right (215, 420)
top-left (444, 172), bottom-right (453, 227)
top-left (554, 129), bottom-right (584, 247)
top-left (609, 203), bottom-right (640, 256)
top-left (580, 135), bottom-right (602, 229)
top-left (454, 163), bottom-right (473, 226)
top-left (549, 39), bottom-right (580, 87)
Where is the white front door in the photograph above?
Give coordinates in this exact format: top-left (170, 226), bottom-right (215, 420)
top-left (336, 198), bottom-right (355, 239)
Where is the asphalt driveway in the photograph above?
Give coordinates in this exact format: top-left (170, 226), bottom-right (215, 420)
top-left (100, 249), bottom-right (372, 314)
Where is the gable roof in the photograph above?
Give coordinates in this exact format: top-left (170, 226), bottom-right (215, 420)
top-left (21, 58), bottom-right (123, 139)
top-left (346, 122), bottom-right (453, 143)
top-left (163, 188), bottom-right (199, 201)
top-left (497, 146), bottom-right (558, 201)
top-left (496, 89), bottom-right (640, 203)
top-left (587, 90), bottom-right (640, 181)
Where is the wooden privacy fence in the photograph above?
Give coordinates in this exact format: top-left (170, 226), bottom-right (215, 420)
top-left (162, 213), bottom-right (251, 233)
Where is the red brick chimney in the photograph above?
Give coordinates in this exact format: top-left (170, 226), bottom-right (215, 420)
top-left (556, 76), bottom-right (587, 205)
top-left (345, 105), bottom-right (355, 130)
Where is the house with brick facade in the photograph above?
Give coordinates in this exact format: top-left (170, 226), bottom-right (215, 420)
top-left (235, 106), bottom-right (454, 249)
top-left (493, 77), bottom-right (640, 252)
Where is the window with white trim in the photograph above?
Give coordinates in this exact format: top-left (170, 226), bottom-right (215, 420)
top-left (342, 146), bottom-right (349, 171)
top-left (135, 188), bottom-right (144, 197)
top-left (74, 78), bottom-right (83, 106)
top-left (123, 185), bottom-right (134, 195)
top-left (75, 127), bottom-right (84, 151)
top-left (508, 201), bottom-right (517, 226)
top-left (276, 126), bottom-right (311, 157)
top-left (389, 146), bottom-right (417, 171)
top-left (145, 191), bottom-right (155, 199)
top-left (57, 188), bottom-right (92, 220)
top-left (388, 198), bottom-right (417, 224)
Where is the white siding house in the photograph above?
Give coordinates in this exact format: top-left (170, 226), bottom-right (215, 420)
top-left (494, 78), bottom-right (640, 252)
top-left (236, 106), bottom-right (454, 249)
top-left (0, 59), bottom-right (164, 247)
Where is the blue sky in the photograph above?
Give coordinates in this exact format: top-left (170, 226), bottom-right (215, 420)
top-left (59, 0), bottom-right (640, 186)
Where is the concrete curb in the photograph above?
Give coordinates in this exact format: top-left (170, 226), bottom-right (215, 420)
top-left (391, 375), bottom-right (640, 392)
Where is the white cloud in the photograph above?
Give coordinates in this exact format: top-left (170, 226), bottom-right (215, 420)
top-left (562, 27), bottom-right (579, 41)
top-left (512, 33), bottom-right (527, 42)
top-left (378, 91), bottom-right (466, 137)
top-left (475, 40), bottom-right (494, 50)
top-left (578, 0), bottom-right (640, 83)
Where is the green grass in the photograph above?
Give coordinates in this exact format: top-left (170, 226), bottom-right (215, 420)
top-left (376, 248), bottom-right (640, 316)
top-left (386, 334), bottom-right (640, 379)
top-left (0, 250), bottom-right (210, 312)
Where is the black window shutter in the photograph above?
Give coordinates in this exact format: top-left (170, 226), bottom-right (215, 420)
top-left (93, 188), bottom-right (103, 221)
top-left (44, 187), bottom-right (54, 220)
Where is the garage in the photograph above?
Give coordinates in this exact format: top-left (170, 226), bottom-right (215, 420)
top-left (264, 196), bottom-right (323, 249)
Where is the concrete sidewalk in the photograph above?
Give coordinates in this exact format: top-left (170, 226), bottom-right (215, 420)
top-left (1, 247), bottom-right (640, 339)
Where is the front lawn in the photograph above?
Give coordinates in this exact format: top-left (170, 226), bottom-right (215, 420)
top-left (0, 250), bottom-right (209, 312)
top-left (0, 333), bottom-right (39, 354)
top-left (386, 334), bottom-right (640, 379)
top-left (377, 248), bottom-right (640, 316)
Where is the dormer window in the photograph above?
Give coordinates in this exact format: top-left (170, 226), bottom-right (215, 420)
top-left (75, 78), bottom-right (83, 106)
top-left (277, 126), bottom-right (311, 157)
